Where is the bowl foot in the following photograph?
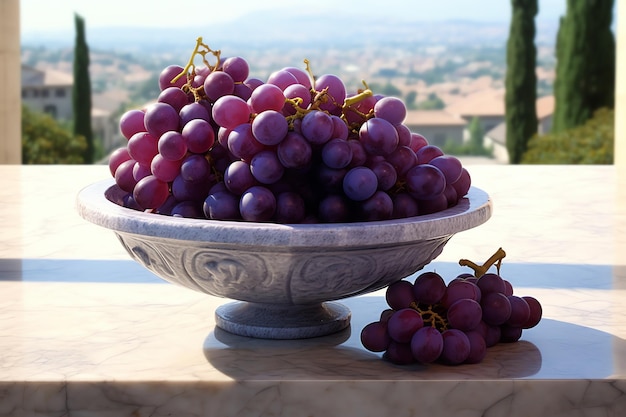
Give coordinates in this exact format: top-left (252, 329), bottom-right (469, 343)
top-left (215, 301), bottom-right (351, 339)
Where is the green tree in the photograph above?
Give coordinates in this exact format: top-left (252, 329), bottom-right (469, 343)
top-left (552, 0), bottom-right (615, 133)
top-left (405, 91), bottom-right (418, 110)
top-left (73, 13), bottom-right (94, 163)
top-left (22, 105), bottom-right (87, 164)
top-left (522, 107), bottom-right (613, 164)
top-left (468, 116), bottom-right (485, 153)
top-left (505, 0), bottom-right (538, 164)
top-left (418, 92), bottom-right (445, 110)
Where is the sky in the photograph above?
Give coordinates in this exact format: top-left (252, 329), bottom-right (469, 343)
top-left (20, 0), bottom-right (577, 33)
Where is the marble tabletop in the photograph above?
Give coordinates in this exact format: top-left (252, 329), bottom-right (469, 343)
top-left (1, 164), bottom-right (625, 417)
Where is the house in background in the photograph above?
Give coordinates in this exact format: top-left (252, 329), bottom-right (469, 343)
top-left (484, 94), bottom-right (555, 164)
top-left (444, 88), bottom-right (506, 135)
top-left (21, 65), bottom-right (118, 153)
top-left (403, 110), bottom-right (467, 147)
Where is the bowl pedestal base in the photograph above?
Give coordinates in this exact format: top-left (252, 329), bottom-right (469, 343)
top-left (215, 301), bottom-right (351, 339)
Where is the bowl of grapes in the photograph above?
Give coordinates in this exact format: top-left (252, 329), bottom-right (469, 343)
top-left (76, 38), bottom-right (492, 339)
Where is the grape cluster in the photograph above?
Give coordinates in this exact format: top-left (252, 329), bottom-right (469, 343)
top-left (360, 257), bottom-right (542, 365)
top-left (109, 37), bottom-right (472, 223)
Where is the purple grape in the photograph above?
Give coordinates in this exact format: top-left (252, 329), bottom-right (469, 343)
top-left (283, 66), bottom-right (312, 89)
top-left (477, 273), bottom-right (506, 295)
top-left (221, 56), bottom-right (249, 83)
top-left (203, 190), bottom-right (241, 221)
top-left (250, 83), bottom-right (285, 113)
top-left (171, 175), bottom-right (211, 202)
top-left (405, 164), bottom-right (446, 201)
top-left (440, 279), bottom-right (481, 308)
top-left (330, 115), bottom-right (349, 140)
top-left (359, 117), bottom-right (399, 156)
top-left (212, 95), bottom-right (251, 129)
top-left (158, 131), bottom-right (187, 161)
top-left (314, 74), bottom-right (346, 115)
top-left (252, 110), bottom-right (289, 146)
top-left (267, 69), bottom-right (299, 90)
top-left (109, 147), bottom-right (132, 177)
top-left (360, 321), bottom-right (390, 353)
top-left (179, 102), bottom-right (211, 126)
top-left (223, 160), bottom-right (257, 195)
top-left (127, 132), bottom-right (158, 166)
top-left (181, 154), bottom-right (211, 183)
top-left (114, 159), bottom-right (138, 193)
top-left (250, 150), bottom-right (285, 185)
top-left (373, 96), bottom-right (407, 126)
top-left (476, 320), bottom-right (502, 348)
top-left (277, 131), bottom-right (312, 169)
top-left (343, 167), bottom-right (378, 201)
top-left (144, 102), bottom-right (179, 138)
top-left (506, 295), bottom-right (531, 327)
top-left (410, 326), bottom-right (444, 364)
top-left (239, 185), bottom-right (276, 222)
top-left (451, 168), bottom-right (471, 198)
top-left (391, 193), bottom-right (420, 219)
top-left (429, 155), bottom-right (463, 184)
top-left (503, 280), bottom-right (514, 296)
top-left (283, 84), bottom-right (312, 114)
top-left (359, 191), bottom-right (393, 221)
top-left (203, 71), bottom-right (235, 101)
top-left (464, 330), bottom-right (487, 364)
top-left (380, 309), bottom-right (394, 323)
top-left (386, 145), bottom-right (418, 177)
top-left (395, 123), bottom-right (412, 147)
top-left (322, 138), bottom-right (353, 169)
top-left (385, 341), bottom-right (416, 365)
top-left (369, 160), bottom-right (397, 191)
top-left (181, 119), bottom-right (215, 154)
top-left (301, 110), bottom-right (334, 145)
top-left (318, 194), bottom-right (351, 223)
top-left (409, 132), bottom-right (429, 153)
top-left (227, 123), bottom-right (265, 161)
top-left (412, 271), bottom-right (446, 305)
top-left (443, 184), bottom-right (459, 207)
top-left (171, 200), bottom-right (203, 219)
top-left (416, 145), bottom-right (444, 164)
top-left (119, 109), bottom-right (145, 140)
top-left (151, 154), bottom-right (181, 183)
top-left (481, 292), bottom-right (512, 326)
top-left (417, 193), bottom-right (449, 215)
top-left (521, 296), bottom-right (543, 329)
top-left (385, 280), bottom-right (415, 310)
top-left (275, 191), bottom-right (306, 223)
top-left (158, 64), bottom-right (186, 90)
top-left (447, 298), bottom-right (482, 332)
top-left (133, 175), bottom-right (170, 210)
top-left (440, 329), bottom-right (471, 365)
top-left (158, 87), bottom-right (190, 113)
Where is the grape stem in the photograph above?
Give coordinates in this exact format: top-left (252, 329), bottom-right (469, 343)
top-left (459, 247), bottom-right (507, 277)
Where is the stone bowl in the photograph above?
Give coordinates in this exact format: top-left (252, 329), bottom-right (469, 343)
top-left (76, 179), bottom-right (492, 339)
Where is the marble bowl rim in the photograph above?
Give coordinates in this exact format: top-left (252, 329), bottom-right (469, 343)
top-left (76, 179), bottom-right (492, 247)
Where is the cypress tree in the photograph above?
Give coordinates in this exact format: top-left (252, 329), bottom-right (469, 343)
top-left (505, 0), bottom-right (538, 164)
top-left (552, 0), bottom-right (615, 133)
top-left (73, 13), bottom-right (93, 163)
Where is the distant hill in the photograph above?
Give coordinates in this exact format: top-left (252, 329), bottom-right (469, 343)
top-left (22, 10), bottom-right (560, 52)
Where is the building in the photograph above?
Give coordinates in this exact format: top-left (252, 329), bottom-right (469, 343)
top-left (444, 88), bottom-right (506, 135)
top-left (403, 109), bottom-right (468, 147)
top-left (20, 65), bottom-right (119, 153)
top-left (21, 65), bottom-right (73, 120)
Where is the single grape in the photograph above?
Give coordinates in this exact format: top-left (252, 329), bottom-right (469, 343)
top-left (181, 119), bottom-right (215, 154)
top-left (132, 161), bottom-right (151, 182)
top-left (476, 320), bottom-right (502, 348)
top-left (227, 123), bottom-right (265, 161)
top-left (171, 200), bottom-right (204, 219)
top-left (203, 190), bottom-right (241, 221)
top-left (369, 160), bottom-right (397, 191)
top-left (506, 295), bottom-right (531, 327)
top-left (386, 145), bottom-right (418, 177)
top-left (119, 109), bottom-right (145, 140)
top-left (503, 280), bottom-right (514, 296)
top-left (380, 309), bottom-right (394, 323)
top-left (250, 83), bottom-right (286, 113)
top-left (464, 330), bottom-right (487, 364)
top-left (477, 273), bottom-right (506, 295)
top-left (385, 280), bottom-right (415, 310)
top-left (440, 329), bottom-right (471, 365)
top-left (481, 292), bottom-right (512, 326)
top-left (373, 96), bottom-right (407, 126)
top-left (283, 66), bottom-right (312, 89)
top-left (359, 117), bottom-right (399, 156)
top-left (127, 132), bottom-right (158, 166)
top-left (221, 56), bottom-right (249, 83)
top-left (412, 271), bottom-right (446, 305)
top-left (410, 326), bottom-right (444, 364)
top-left (109, 147), bottom-right (132, 177)
top-left (405, 164), bottom-right (446, 201)
top-left (417, 193), bottom-right (449, 215)
top-left (171, 174), bottom-right (212, 202)
top-left (521, 296), bottom-right (543, 329)
top-left (223, 160), bottom-right (257, 195)
top-left (416, 145), bottom-right (444, 164)
top-left (358, 191), bottom-right (393, 221)
top-left (239, 185), bottom-right (276, 222)
top-left (451, 168), bottom-right (472, 198)
top-left (203, 71), bottom-right (235, 101)
top-left (114, 159), bottom-right (138, 193)
top-left (301, 110), bottom-right (334, 145)
top-left (133, 175), bottom-right (170, 210)
top-left (158, 64), bottom-right (186, 90)
top-left (283, 84), bottom-right (312, 115)
top-left (447, 298), bottom-right (482, 332)
top-left (212, 95), bottom-right (251, 129)
top-left (395, 124), bottom-right (412, 147)
top-left (409, 132), bottom-right (429, 152)
top-left (391, 193), bottom-right (420, 219)
top-left (277, 131), bottom-right (312, 169)
top-left (158, 87), bottom-right (190, 113)
top-left (314, 73), bottom-right (346, 115)
top-left (440, 279), bottom-right (481, 308)
top-left (360, 321), bottom-right (390, 353)
top-left (343, 166), bottom-right (378, 201)
top-left (322, 138), bottom-right (353, 169)
top-left (250, 150), bottom-right (285, 184)
top-left (180, 154), bottom-right (211, 183)
top-left (151, 154), bottom-right (182, 183)
top-left (385, 341), bottom-right (416, 365)
top-left (179, 102), bottom-right (211, 126)
top-left (144, 102), bottom-right (179, 138)
top-left (158, 131), bottom-right (187, 161)
top-left (251, 110), bottom-right (289, 146)
top-left (267, 69), bottom-right (299, 90)
top-left (318, 194), bottom-right (351, 223)
top-left (275, 191), bottom-right (306, 223)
